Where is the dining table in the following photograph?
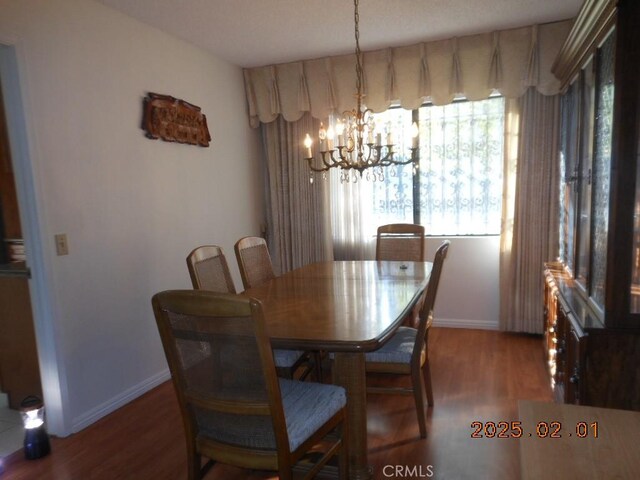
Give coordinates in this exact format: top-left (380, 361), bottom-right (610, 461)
top-left (243, 260), bottom-right (432, 480)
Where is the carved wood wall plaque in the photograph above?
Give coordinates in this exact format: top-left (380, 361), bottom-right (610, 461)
top-left (142, 93), bottom-right (211, 147)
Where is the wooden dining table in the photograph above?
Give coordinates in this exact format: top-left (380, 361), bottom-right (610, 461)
top-left (243, 260), bottom-right (432, 480)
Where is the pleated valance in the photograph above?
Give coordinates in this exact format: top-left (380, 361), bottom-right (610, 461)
top-left (243, 20), bottom-right (572, 127)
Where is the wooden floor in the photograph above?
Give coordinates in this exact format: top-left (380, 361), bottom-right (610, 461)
top-left (2, 328), bottom-right (552, 479)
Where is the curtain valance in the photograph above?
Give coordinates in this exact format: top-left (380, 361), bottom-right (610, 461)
top-left (243, 20), bottom-right (571, 127)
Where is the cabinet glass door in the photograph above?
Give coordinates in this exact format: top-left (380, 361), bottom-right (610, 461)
top-left (590, 33), bottom-right (615, 310)
top-left (560, 84), bottom-right (580, 272)
top-left (576, 61), bottom-right (595, 290)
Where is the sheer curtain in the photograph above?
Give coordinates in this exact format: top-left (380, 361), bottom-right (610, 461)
top-left (261, 113), bottom-right (333, 274)
top-left (500, 88), bottom-right (560, 333)
top-left (330, 172), bottom-right (377, 260)
top-left (331, 109), bottom-right (413, 260)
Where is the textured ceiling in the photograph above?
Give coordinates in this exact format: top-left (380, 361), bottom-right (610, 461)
top-left (98, 0), bottom-right (583, 68)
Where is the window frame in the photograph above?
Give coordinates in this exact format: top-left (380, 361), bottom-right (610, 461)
top-left (372, 95), bottom-right (505, 237)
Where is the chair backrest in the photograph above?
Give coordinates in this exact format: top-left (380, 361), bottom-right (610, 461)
top-left (413, 240), bottom-right (450, 354)
top-left (186, 245), bottom-right (236, 294)
top-left (376, 223), bottom-right (425, 262)
top-left (151, 290), bottom-right (290, 460)
top-left (234, 236), bottom-right (276, 290)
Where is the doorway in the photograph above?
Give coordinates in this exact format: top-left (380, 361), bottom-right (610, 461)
top-left (0, 42), bottom-right (68, 439)
top-left (0, 50), bottom-right (42, 456)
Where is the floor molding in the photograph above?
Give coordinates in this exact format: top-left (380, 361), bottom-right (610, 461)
top-left (433, 317), bottom-right (499, 330)
top-left (71, 369), bottom-right (170, 433)
top-left (68, 319), bottom-right (497, 433)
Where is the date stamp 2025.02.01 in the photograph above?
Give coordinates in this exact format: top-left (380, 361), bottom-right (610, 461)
top-left (470, 420), bottom-right (599, 439)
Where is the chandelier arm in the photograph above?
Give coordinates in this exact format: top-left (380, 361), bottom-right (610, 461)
top-left (328, 149), bottom-right (347, 169)
top-left (306, 157), bottom-right (332, 172)
top-left (323, 151), bottom-right (338, 169)
top-left (330, 151), bottom-right (349, 170)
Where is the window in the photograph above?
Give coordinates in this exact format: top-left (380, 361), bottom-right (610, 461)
top-left (366, 97), bottom-right (505, 236)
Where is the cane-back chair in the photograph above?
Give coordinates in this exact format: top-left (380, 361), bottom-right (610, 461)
top-left (233, 236), bottom-right (276, 289)
top-left (186, 245), bottom-right (235, 293)
top-left (186, 245), bottom-right (310, 380)
top-left (152, 290), bottom-right (348, 479)
top-left (365, 240), bottom-right (450, 438)
top-left (375, 223), bottom-right (425, 262)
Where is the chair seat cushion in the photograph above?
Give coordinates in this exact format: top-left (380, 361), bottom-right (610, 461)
top-left (197, 379), bottom-right (345, 452)
top-left (280, 378), bottom-right (345, 451)
top-left (365, 326), bottom-right (417, 364)
top-left (273, 349), bottom-right (305, 368)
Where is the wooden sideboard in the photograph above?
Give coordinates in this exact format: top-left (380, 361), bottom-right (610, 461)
top-left (544, 263), bottom-right (640, 409)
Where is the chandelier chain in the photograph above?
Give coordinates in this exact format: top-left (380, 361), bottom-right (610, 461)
top-left (302, 0), bottom-right (419, 181)
top-left (354, 0), bottom-right (363, 111)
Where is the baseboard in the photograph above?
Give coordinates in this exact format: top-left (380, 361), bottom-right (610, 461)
top-left (432, 317), bottom-right (499, 330)
top-left (71, 369), bottom-right (170, 433)
top-left (68, 318), bottom-right (495, 432)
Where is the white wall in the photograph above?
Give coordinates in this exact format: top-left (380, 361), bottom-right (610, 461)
top-left (0, 0), bottom-right (263, 435)
top-left (426, 236), bottom-right (500, 330)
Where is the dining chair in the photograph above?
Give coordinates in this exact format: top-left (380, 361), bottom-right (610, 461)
top-left (187, 245), bottom-right (312, 380)
top-left (376, 223), bottom-right (427, 328)
top-left (234, 236), bottom-right (324, 381)
top-left (152, 290), bottom-right (348, 480)
top-left (365, 239), bottom-right (450, 438)
top-left (375, 223), bottom-right (426, 262)
top-left (186, 245), bottom-right (236, 293)
top-left (233, 236), bottom-right (276, 290)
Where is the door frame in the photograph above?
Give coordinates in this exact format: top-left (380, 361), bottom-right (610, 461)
top-left (0, 39), bottom-right (70, 436)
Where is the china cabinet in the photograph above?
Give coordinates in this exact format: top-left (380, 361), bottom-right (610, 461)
top-left (544, 0), bottom-right (640, 410)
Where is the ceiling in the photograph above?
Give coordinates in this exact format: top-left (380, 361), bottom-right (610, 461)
top-left (97, 0), bottom-right (583, 68)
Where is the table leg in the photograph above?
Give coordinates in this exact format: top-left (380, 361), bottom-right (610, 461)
top-left (333, 352), bottom-right (372, 480)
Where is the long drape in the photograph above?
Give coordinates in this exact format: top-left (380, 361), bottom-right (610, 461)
top-left (500, 88), bottom-right (560, 333)
top-left (261, 114), bottom-right (333, 274)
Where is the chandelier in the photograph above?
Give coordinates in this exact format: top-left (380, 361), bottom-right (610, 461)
top-left (303, 0), bottom-right (419, 182)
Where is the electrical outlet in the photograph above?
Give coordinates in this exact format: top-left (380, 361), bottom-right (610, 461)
top-left (55, 234), bottom-right (69, 256)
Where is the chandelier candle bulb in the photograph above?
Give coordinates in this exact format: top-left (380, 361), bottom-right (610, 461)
top-left (336, 120), bottom-right (345, 146)
top-left (304, 134), bottom-right (313, 158)
top-left (327, 126), bottom-right (335, 150)
top-left (376, 133), bottom-right (382, 146)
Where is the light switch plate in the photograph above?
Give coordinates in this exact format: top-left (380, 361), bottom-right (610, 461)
top-left (55, 234), bottom-right (69, 256)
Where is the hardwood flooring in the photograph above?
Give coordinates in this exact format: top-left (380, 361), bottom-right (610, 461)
top-left (1, 328), bottom-right (552, 479)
